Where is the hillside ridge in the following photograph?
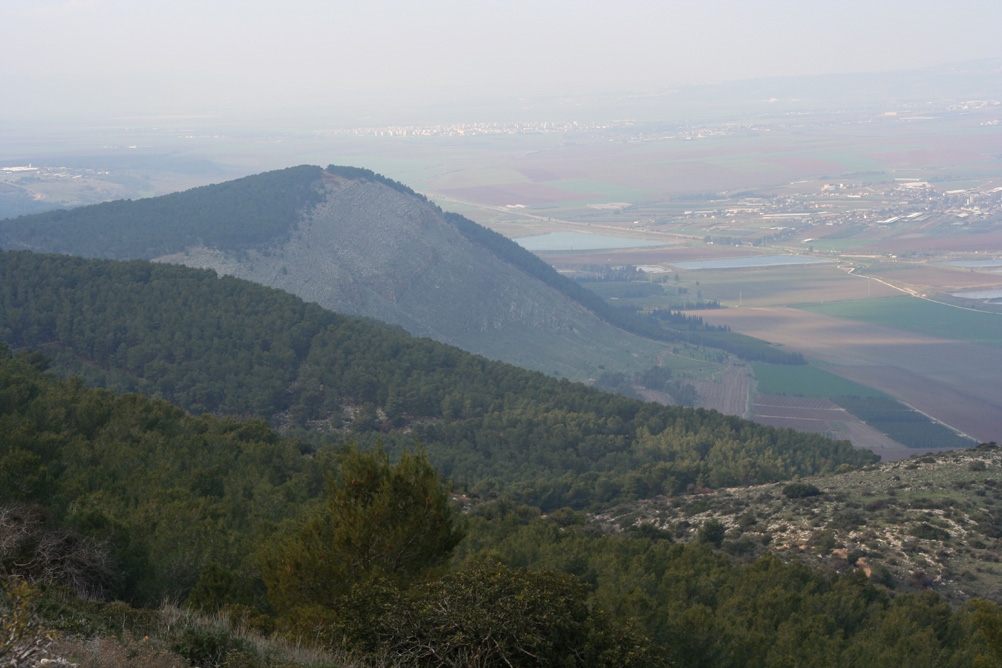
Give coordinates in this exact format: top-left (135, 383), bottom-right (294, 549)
top-left (0, 249), bottom-right (875, 511)
top-left (1, 165), bottom-right (677, 378)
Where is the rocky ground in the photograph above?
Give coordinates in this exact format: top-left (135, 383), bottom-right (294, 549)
top-left (595, 442), bottom-right (1002, 604)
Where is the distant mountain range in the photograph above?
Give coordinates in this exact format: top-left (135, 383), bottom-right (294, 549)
top-left (0, 165), bottom-right (669, 378)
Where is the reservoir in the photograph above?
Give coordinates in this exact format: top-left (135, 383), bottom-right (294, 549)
top-left (669, 255), bottom-right (832, 270)
top-left (514, 231), bottom-right (668, 251)
top-left (952, 289), bottom-right (1002, 300)
top-left (939, 260), bottom-right (1002, 268)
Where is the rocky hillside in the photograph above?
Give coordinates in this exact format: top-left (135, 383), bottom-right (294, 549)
top-left (596, 442), bottom-right (1002, 604)
top-left (0, 166), bottom-right (666, 378)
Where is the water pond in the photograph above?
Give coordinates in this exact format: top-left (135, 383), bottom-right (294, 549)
top-left (669, 255), bottom-right (832, 270)
top-left (952, 289), bottom-right (1002, 300)
top-left (938, 260), bottom-right (1002, 268)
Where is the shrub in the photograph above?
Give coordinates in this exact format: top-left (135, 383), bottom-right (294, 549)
top-left (0, 577), bottom-right (52, 668)
top-left (810, 531), bottom-right (838, 555)
top-left (723, 538), bottom-right (757, 556)
top-left (864, 499), bottom-right (890, 512)
top-left (782, 483), bottom-right (821, 499)
top-left (910, 523), bottom-right (951, 542)
top-left (830, 509), bottom-right (866, 530)
top-left (260, 446), bottom-right (463, 613)
top-left (384, 561), bottom-right (662, 668)
top-left (697, 520), bottom-right (726, 548)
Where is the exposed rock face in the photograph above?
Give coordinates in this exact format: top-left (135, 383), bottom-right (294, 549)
top-left (157, 173), bottom-right (664, 377)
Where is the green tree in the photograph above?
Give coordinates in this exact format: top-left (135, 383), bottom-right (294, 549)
top-left (697, 519), bottom-right (726, 548)
top-left (261, 445), bottom-right (463, 613)
top-left (971, 599), bottom-right (1002, 666)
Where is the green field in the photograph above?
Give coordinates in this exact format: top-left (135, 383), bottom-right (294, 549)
top-left (669, 264), bottom-right (866, 308)
top-left (833, 397), bottom-right (976, 450)
top-left (799, 296), bottom-right (1002, 348)
top-left (752, 363), bottom-right (976, 449)
top-left (752, 363), bottom-right (886, 398)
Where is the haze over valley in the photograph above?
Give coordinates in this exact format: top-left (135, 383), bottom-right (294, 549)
top-left (2, 2), bottom-right (1002, 666)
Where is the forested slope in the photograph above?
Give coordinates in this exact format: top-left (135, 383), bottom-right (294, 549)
top-left (0, 345), bottom-right (323, 604)
top-left (0, 250), bottom-right (875, 510)
top-left (0, 165), bottom-right (325, 258)
top-left (3, 347), bottom-right (1001, 668)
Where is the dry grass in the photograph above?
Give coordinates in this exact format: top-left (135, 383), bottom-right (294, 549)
top-left (51, 636), bottom-right (187, 668)
top-left (45, 603), bottom-right (360, 668)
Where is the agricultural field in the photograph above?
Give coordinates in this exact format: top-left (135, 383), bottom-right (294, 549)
top-left (546, 254), bottom-right (1001, 455)
top-left (863, 230), bottom-right (1002, 255)
top-left (745, 366), bottom-right (970, 458)
top-left (833, 397), bottom-right (975, 451)
top-left (695, 306), bottom-right (1002, 444)
top-left (855, 262), bottom-right (1002, 296)
top-left (800, 296), bottom-right (1002, 347)
top-left (686, 365), bottom-right (752, 417)
top-left (537, 245), bottom-right (1002, 455)
top-left (547, 259), bottom-right (903, 313)
top-left (749, 394), bottom-right (908, 459)
top-left (682, 263), bottom-right (900, 307)
top-left (543, 244), bottom-right (756, 273)
top-left (751, 363), bottom-right (885, 398)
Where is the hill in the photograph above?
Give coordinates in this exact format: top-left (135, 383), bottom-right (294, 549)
top-left (0, 250), bottom-right (875, 511)
top-left (0, 165), bottom-right (673, 379)
top-left (2, 345), bottom-right (999, 667)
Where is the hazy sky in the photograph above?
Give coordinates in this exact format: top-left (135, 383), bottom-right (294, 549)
top-left (2, 0), bottom-right (1001, 120)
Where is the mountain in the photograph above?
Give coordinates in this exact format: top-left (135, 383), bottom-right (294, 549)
top-left (0, 165), bottom-right (668, 379)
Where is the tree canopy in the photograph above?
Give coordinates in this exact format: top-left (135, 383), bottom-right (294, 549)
top-left (260, 446), bottom-right (463, 613)
top-left (0, 165), bottom-right (324, 258)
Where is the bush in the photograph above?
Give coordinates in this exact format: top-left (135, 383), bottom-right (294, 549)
top-left (0, 577), bottom-right (52, 668)
top-left (830, 509), bottom-right (866, 530)
top-left (383, 561), bottom-right (663, 668)
top-left (172, 627), bottom-right (254, 668)
top-left (782, 483), bottom-right (821, 499)
top-left (910, 523), bottom-right (951, 542)
top-left (723, 538), bottom-right (757, 556)
top-left (698, 520), bottom-right (726, 548)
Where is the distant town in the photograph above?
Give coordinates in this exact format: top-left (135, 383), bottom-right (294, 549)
top-left (665, 176), bottom-right (1002, 254)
